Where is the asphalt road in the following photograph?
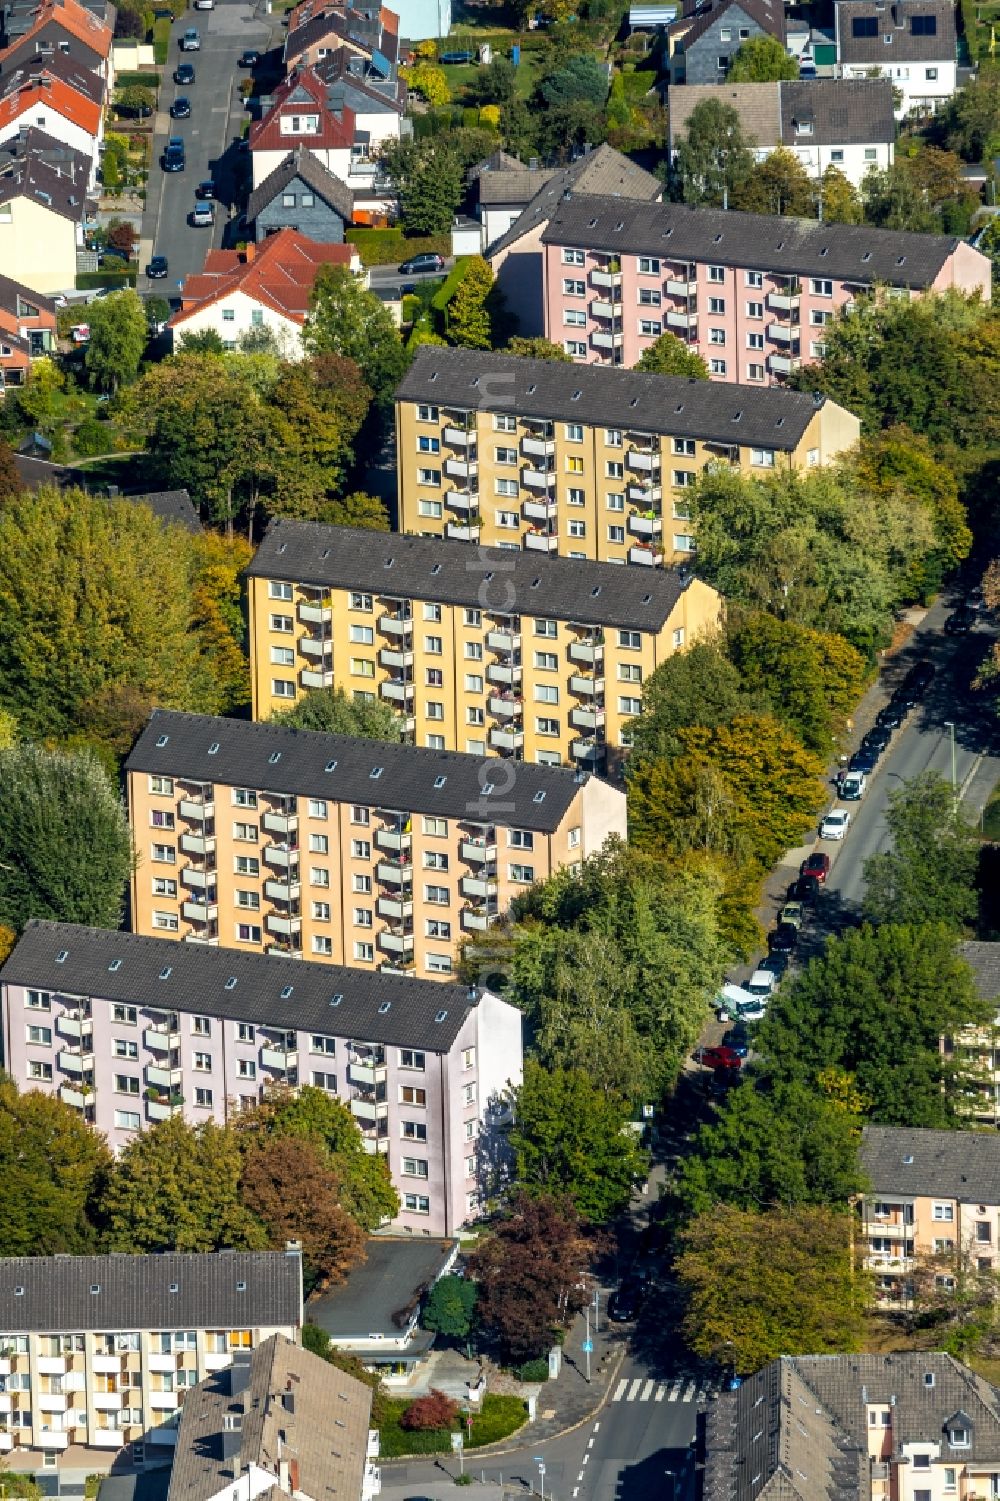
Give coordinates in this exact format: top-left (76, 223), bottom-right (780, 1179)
top-left (138, 0), bottom-right (270, 292)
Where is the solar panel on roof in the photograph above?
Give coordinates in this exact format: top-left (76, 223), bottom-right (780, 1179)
top-left (370, 48), bottom-right (390, 77)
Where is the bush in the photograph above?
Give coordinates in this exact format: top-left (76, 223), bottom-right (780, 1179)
top-left (430, 256), bottom-right (474, 312)
top-left (516, 1358), bottom-right (549, 1382)
top-left (377, 1395), bottom-right (528, 1458)
top-left (73, 419), bottom-right (112, 458)
top-left (345, 227), bottom-right (451, 266)
top-left (75, 271), bottom-right (137, 290)
top-left (115, 70), bottom-right (160, 90)
top-left (152, 16), bottom-right (170, 62)
top-left (400, 1391), bottom-right (460, 1431)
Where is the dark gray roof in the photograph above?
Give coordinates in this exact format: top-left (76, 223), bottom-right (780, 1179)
top-left (307, 1236), bottom-right (457, 1338)
top-left (0, 270), bottom-right (56, 318)
top-left (99, 1473), bottom-right (171, 1501)
top-left (126, 708), bottom-right (594, 832)
top-left (314, 46), bottom-right (405, 114)
top-left (247, 516), bottom-right (695, 631)
top-left (836, 0), bottom-right (956, 63)
top-left (247, 144), bottom-right (354, 225)
top-left (1, 920), bottom-right (490, 1051)
top-left (541, 193), bottom-right (965, 287)
top-left (122, 488), bottom-right (201, 532)
top-left (478, 165), bottom-right (557, 207)
top-left (675, 0), bottom-right (785, 50)
top-left (0, 49), bottom-right (105, 104)
top-left (0, 130), bottom-right (90, 221)
top-left (0, 1251), bottom-right (302, 1334)
top-left (486, 143), bottom-right (661, 258)
top-left (396, 344), bottom-right (831, 451)
top-left (860, 1124), bottom-right (1000, 1204)
top-left (960, 940), bottom-right (1000, 1004)
top-left (779, 77), bottom-right (895, 146)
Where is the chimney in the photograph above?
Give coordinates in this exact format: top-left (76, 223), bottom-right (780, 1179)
top-left (230, 1354), bottom-right (252, 1396)
top-left (289, 1459), bottom-right (300, 1493)
top-left (242, 242), bottom-right (256, 263)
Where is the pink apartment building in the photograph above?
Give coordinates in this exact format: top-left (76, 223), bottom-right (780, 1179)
top-left (0, 921), bottom-right (523, 1238)
top-left (541, 194), bottom-right (992, 383)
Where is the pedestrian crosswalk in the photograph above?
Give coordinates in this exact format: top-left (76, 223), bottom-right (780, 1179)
top-left (611, 1377), bottom-right (705, 1404)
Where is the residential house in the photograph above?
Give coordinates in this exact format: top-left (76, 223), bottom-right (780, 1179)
top-left (0, 0), bottom-right (114, 89)
top-left (703, 1352), bottom-right (1000, 1500)
top-left (485, 143), bottom-right (662, 336)
top-left (835, 0), bottom-right (956, 117)
top-left (124, 708), bottom-right (624, 974)
top-left (666, 0), bottom-right (786, 86)
top-left (245, 517), bottom-right (724, 768)
top-left (470, 149), bottom-right (548, 247)
top-left (283, 0), bottom-right (399, 73)
top-left (0, 1249), bottom-right (302, 1466)
top-left (1, 919), bottom-right (524, 1233)
top-left (947, 940), bottom-right (1000, 1127)
top-left (313, 46), bottom-right (408, 205)
top-left (166, 1337), bottom-right (379, 1501)
top-left (859, 1124), bottom-right (1000, 1311)
top-left (249, 66), bottom-right (355, 192)
top-left (120, 489), bottom-right (201, 532)
top-left (667, 77), bottom-right (896, 186)
top-left (247, 144), bottom-right (354, 244)
top-left (0, 128), bottom-right (90, 291)
top-left (0, 55), bottom-right (104, 182)
top-left (167, 230), bottom-right (361, 358)
top-left (393, 344), bottom-right (859, 569)
top-left (0, 270), bottom-right (55, 390)
top-left (306, 1237), bottom-right (458, 1387)
top-left (541, 192), bottom-right (991, 378)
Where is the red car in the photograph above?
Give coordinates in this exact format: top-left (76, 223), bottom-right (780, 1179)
top-left (801, 851), bottom-right (831, 884)
top-left (693, 1045), bottom-right (742, 1071)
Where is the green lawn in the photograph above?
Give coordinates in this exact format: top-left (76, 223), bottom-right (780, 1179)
top-left (439, 45), bottom-right (545, 99)
top-left (378, 1395), bottom-right (528, 1458)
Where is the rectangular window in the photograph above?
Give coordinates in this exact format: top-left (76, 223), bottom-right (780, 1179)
top-left (810, 278), bottom-right (833, 297)
top-left (494, 413), bottom-right (517, 431)
top-left (417, 404), bottom-right (439, 422)
top-left (152, 910), bottom-right (179, 932)
top-left (114, 1039), bottom-right (138, 1059)
top-left (149, 775), bottom-right (174, 795)
top-left (353, 941), bottom-right (373, 961)
top-left (401, 1086), bottom-right (427, 1106)
top-left (113, 1005), bottom-right (137, 1026)
top-left (238, 1059), bottom-right (257, 1079)
top-left (271, 678), bottom-right (294, 699)
top-left (750, 448), bottom-right (775, 467)
top-left (28, 1060), bottom-right (53, 1081)
top-left (402, 1120), bottom-right (427, 1141)
top-left (417, 435), bottom-right (440, 453)
top-left (562, 278), bottom-right (585, 296)
top-left (404, 1193), bottom-right (430, 1214)
top-left (236, 923), bottom-right (261, 944)
top-left (618, 630), bottom-right (641, 649)
top-left (563, 309), bottom-right (586, 327)
top-left (638, 319), bottom-right (661, 337)
top-left (115, 1110), bottom-right (140, 1131)
top-left (710, 358), bottom-right (727, 376)
top-left (417, 468), bottom-right (440, 486)
top-left (509, 863), bottom-right (535, 883)
top-left (562, 248), bottom-right (585, 266)
top-left (233, 822), bottom-right (258, 843)
top-left (426, 952), bottom-right (453, 974)
top-left (709, 328), bottom-right (726, 345)
top-left (402, 1157), bottom-right (429, 1178)
top-left (194, 1087), bottom-right (213, 1108)
top-left (424, 884), bottom-right (450, 906)
top-left (269, 581), bottom-right (293, 600)
top-left (234, 855), bottom-right (259, 876)
top-left (638, 257), bottom-right (660, 274)
top-left (707, 265), bottom-right (725, 283)
top-left (745, 271), bottom-right (763, 289)
top-left (400, 1049), bottom-right (425, 1070)
top-left (115, 1075), bottom-right (139, 1095)
top-left (151, 843), bottom-right (176, 864)
top-left (747, 363), bottom-right (765, 381)
top-left (933, 1203), bottom-right (955, 1221)
top-left (270, 613), bottom-right (293, 633)
top-left (638, 287), bottom-right (661, 306)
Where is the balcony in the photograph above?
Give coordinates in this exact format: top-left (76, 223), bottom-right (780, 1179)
top-left (444, 456), bottom-right (477, 480)
top-left (487, 628), bottom-right (520, 652)
top-left (521, 435), bottom-right (555, 458)
top-left (523, 497), bottom-right (557, 522)
top-left (378, 930), bottom-right (415, 955)
top-left (665, 309), bottom-right (697, 332)
top-left (665, 276), bottom-right (696, 296)
top-left (446, 521), bottom-right (480, 541)
top-left (444, 425), bottom-right (475, 446)
top-left (769, 352), bottom-right (801, 376)
top-left (569, 638), bottom-right (604, 665)
top-left (180, 831), bottom-right (215, 856)
top-left (262, 809), bottom-right (298, 836)
top-left (571, 704), bottom-right (605, 731)
top-left (377, 858), bottom-right (413, 886)
top-left (591, 266), bottom-right (621, 288)
top-left (379, 646), bottom-right (413, 670)
top-left (147, 1094), bottom-right (183, 1122)
top-left (381, 680), bottom-right (415, 704)
top-left (179, 797), bottom-right (213, 822)
top-left (377, 895), bottom-right (412, 921)
top-left (147, 1354), bottom-right (176, 1374)
top-left (590, 298), bottom-right (620, 319)
top-left (629, 543), bottom-right (663, 567)
top-left (592, 330), bottom-right (624, 350)
top-left (181, 866), bottom-right (212, 890)
top-left (572, 738), bottom-right (604, 761)
top-left (266, 913), bottom-right (301, 937)
top-left (521, 466), bottom-right (555, 490)
top-left (299, 600), bottom-right (332, 625)
top-left (263, 843), bottom-right (297, 869)
top-left (35, 1431), bottom-right (69, 1450)
top-left (487, 661), bottom-right (522, 686)
top-left (303, 664), bottom-right (338, 690)
top-left (525, 530), bottom-right (558, 553)
top-left (59, 1083), bottom-right (90, 1109)
top-left (375, 826), bottom-right (411, 854)
top-left (569, 673), bottom-right (604, 697)
top-left (767, 285), bottom-right (801, 311)
top-left (349, 1060), bottom-right (387, 1090)
top-left (37, 1395), bottom-right (68, 1414)
top-left (182, 899), bottom-right (218, 923)
top-left (461, 906), bottom-right (496, 932)
top-left (490, 723), bottom-right (524, 752)
top-left (149, 1392), bottom-right (179, 1412)
top-left (489, 693), bottom-right (522, 719)
top-left (626, 450), bottom-right (658, 472)
top-left (627, 482), bottom-right (662, 504)
top-left (264, 878), bottom-right (300, 902)
top-left (56, 1011), bottom-right (91, 1040)
top-left (144, 1024), bottom-right (179, 1049)
top-left (380, 611), bottom-right (413, 637)
top-left (350, 1097), bottom-right (389, 1123)
top-left (767, 322), bottom-right (800, 345)
top-left (261, 1044), bottom-right (298, 1069)
top-left (299, 635), bottom-right (331, 659)
top-left (462, 873), bottom-right (498, 900)
top-left (147, 1064), bottom-right (182, 1090)
top-left (37, 1357), bottom-right (66, 1376)
top-left (629, 511), bottom-right (662, 537)
top-left (446, 489), bottom-right (478, 512)
top-left (91, 1355), bottom-right (120, 1374)
top-left (461, 836), bottom-right (496, 863)
top-left (57, 1049), bottom-right (94, 1075)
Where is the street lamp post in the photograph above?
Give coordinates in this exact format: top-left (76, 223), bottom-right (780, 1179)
top-left (534, 1457), bottom-right (546, 1501)
top-left (944, 720), bottom-right (957, 801)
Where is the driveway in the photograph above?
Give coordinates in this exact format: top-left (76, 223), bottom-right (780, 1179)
top-left (138, 0), bottom-right (271, 294)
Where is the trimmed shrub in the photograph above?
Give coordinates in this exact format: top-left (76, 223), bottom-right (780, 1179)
top-left (152, 17), bottom-right (170, 62)
top-left (75, 271), bottom-right (138, 290)
top-left (73, 419), bottom-right (112, 458)
top-left (345, 227), bottom-right (450, 266)
top-left (400, 1391), bottom-right (460, 1431)
top-left (516, 1358), bottom-right (549, 1382)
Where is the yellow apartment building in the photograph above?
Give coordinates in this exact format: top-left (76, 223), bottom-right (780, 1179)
top-left (126, 709), bottom-right (626, 978)
top-left (246, 522), bottom-right (723, 771)
top-left (394, 346), bottom-right (861, 565)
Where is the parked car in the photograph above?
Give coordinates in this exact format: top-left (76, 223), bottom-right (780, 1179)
top-left (789, 874), bottom-right (820, 904)
top-left (945, 607), bottom-right (975, 635)
top-left (180, 27), bottom-right (200, 48)
top-left (162, 137), bottom-right (185, 171)
top-left (768, 922), bottom-right (799, 954)
top-left (146, 254), bottom-right (168, 278)
top-left (175, 61), bottom-right (195, 83)
top-left (722, 1025), bottom-right (751, 1057)
top-left (778, 901), bottom-right (805, 930)
top-left (840, 771), bottom-right (867, 801)
top-left (191, 201), bottom-right (214, 226)
top-left (877, 701), bottom-right (905, 730)
top-left (746, 969), bottom-right (777, 998)
top-left (170, 95), bottom-right (191, 117)
top-left (238, 48), bottom-right (260, 66)
top-left (715, 981), bottom-right (759, 1021)
top-left (194, 0), bottom-right (213, 9)
top-left (608, 1283), bottom-right (642, 1322)
top-left (801, 851), bottom-right (830, 884)
top-left (820, 808), bottom-right (851, 840)
top-left (862, 725), bottom-right (892, 755)
top-left (849, 748), bottom-right (878, 776)
top-left (693, 1044), bottom-right (743, 1070)
top-left (759, 951), bottom-right (790, 979)
top-left (398, 252), bottom-right (445, 275)
top-left (196, 179), bottom-right (215, 199)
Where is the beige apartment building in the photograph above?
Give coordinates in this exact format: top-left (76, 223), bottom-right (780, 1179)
top-left (125, 710), bottom-right (625, 976)
top-left (859, 1125), bottom-right (1000, 1312)
top-left (246, 522), bottom-right (722, 770)
top-left (394, 346), bottom-right (860, 566)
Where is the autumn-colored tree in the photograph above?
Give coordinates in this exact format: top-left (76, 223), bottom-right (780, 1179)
top-left (265, 356), bottom-right (372, 519)
top-left (677, 1205), bottom-right (866, 1374)
top-left (0, 441), bottom-right (24, 503)
top-left (728, 613), bottom-right (869, 754)
top-left (0, 926), bottom-right (15, 963)
top-left (446, 257), bottom-right (499, 351)
top-left (188, 531), bottom-right (252, 713)
top-left (468, 1192), bottom-right (592, 1360)
top-left (400, 1391), bottom-right (460, 1431)
top-left (818, 165), bottom-right (862, 223)
top-left (505, 336), bottom-right (572, 362)
top-left (733, 146), bottom-right (814, 217)
top-left (241, 1135), bottom-right (366, 1289)
top-left (401, 61), bottom-right (450, 106)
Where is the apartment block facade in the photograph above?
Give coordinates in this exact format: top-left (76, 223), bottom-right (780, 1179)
top-left (394, 346), bottom-right (860, 568)
top-left (246, 520), bottom-right (723, 767)
top-left (859, 1125), bottom-right (1000, 1312)
top-left (0, 1250), bottom-right (302, 1464)
top-left (540, 194), bottom-right (991, 379)
top-left (124, 710), bottom-right (624, 975)
top-left (0, 921), bottom-right (524, 1235)
top-left (945, 941), bottom-right (1000, 1127)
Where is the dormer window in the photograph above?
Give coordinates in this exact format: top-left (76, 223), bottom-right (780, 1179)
top-left (795, 118), bottom-right (813, 135)
top-left (948, 1426), bottom-right (970, 1448)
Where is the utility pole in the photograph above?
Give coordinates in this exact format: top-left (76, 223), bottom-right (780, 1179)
top-left (584, 1306), bottom-right (591, 1384)
top-left (944, 720), bottom-right (957, 803)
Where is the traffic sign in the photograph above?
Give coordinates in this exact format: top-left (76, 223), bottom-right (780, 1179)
top-left (582, 1339), bottom-right (594, 1353)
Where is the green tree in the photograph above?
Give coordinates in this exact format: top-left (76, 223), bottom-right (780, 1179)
top-left (733, 146), bottom-right (815, 217)
top-left (505, 336), bottom-right (572, 361)
top-left (634, 331), bottom-right (709, 378)
top-left (624, 637), bottom-right (747, 759)
top-left (0, 744), bottom-right (132, 932)
top-left (943, 67), bottom-right (1000, 162)
top-left (380, 139), bottom-right (464, 236)
top-left (446, 256), bottom-right (498, 350)
top-left (510, 1061), bottom-right (648, 1223)
top-left (84, 289), bottom-right (149, 393)
top-left (421, 1275), bottom-right (478, 1337)
top-left (178, 328), bottom-right (226, 355)
top-left (759, 923), bottom-right (992, 1126)
top-left (853, 426), bottom-right (972, 582)
top-left (265, 356), bottom-right (372, 518)
top-left (539, 53), bottom-right (608, 110)
top-left (673, 98), bottom-right (755, 206)
top-left (272, 686), bottom-right (402, 741)
top-left (863, 773), bottom-right (981, 931)
top-left (304, 266), bottom-right (409, 409)
top-left (727, 613), bottom-right (869, 754)
top-left (187, 530), bottom-right (253, 716)
top-left (727, 33), bottom-right (799, 80)
top-left (115, 81), bottom-right (155, 116)
top-left (475, 55), bottom-right (517, 107)
top-left (0, 1075), bottom-right (111, 1255)
top-left (103, 1116), bottom-right (265, 1253)
top-left (316, 491), bottom-right (390, 530)
top-left (17, 358), bottom-right (64, 429)
top-left (145, 295), bottom-right (172, 332)
top-left (677, 1205), bottom-right (866, 1375)
top-left (818, 165), bottom-right (862, 223)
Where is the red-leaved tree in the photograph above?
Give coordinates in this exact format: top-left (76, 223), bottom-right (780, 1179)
top-left (400, 1390), bottom-right (460, 1431)
top-left (240, 1135), bottom-right (366, 1290)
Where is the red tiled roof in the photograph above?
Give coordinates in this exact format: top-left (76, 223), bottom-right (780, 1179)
top-left (0, 0), bottom-right (113, 64)
top-left (168, 228), bottom-right (357, 329)
top-left (0, 70), bottom-right (101, 136)
top-left (249, 64), bottom-right (356, 153)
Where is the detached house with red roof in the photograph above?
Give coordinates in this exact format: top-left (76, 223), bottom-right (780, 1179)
top-left (0, 54), bottom-right (104, 182)
top-left (0, 0), bottom-right (114, 88)
top-left (249, 65), bottom-right (355, 191)
top-left (167, 228), bottom-right (363, 357)
top-left (0, 271), bottom-right (56, 391)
